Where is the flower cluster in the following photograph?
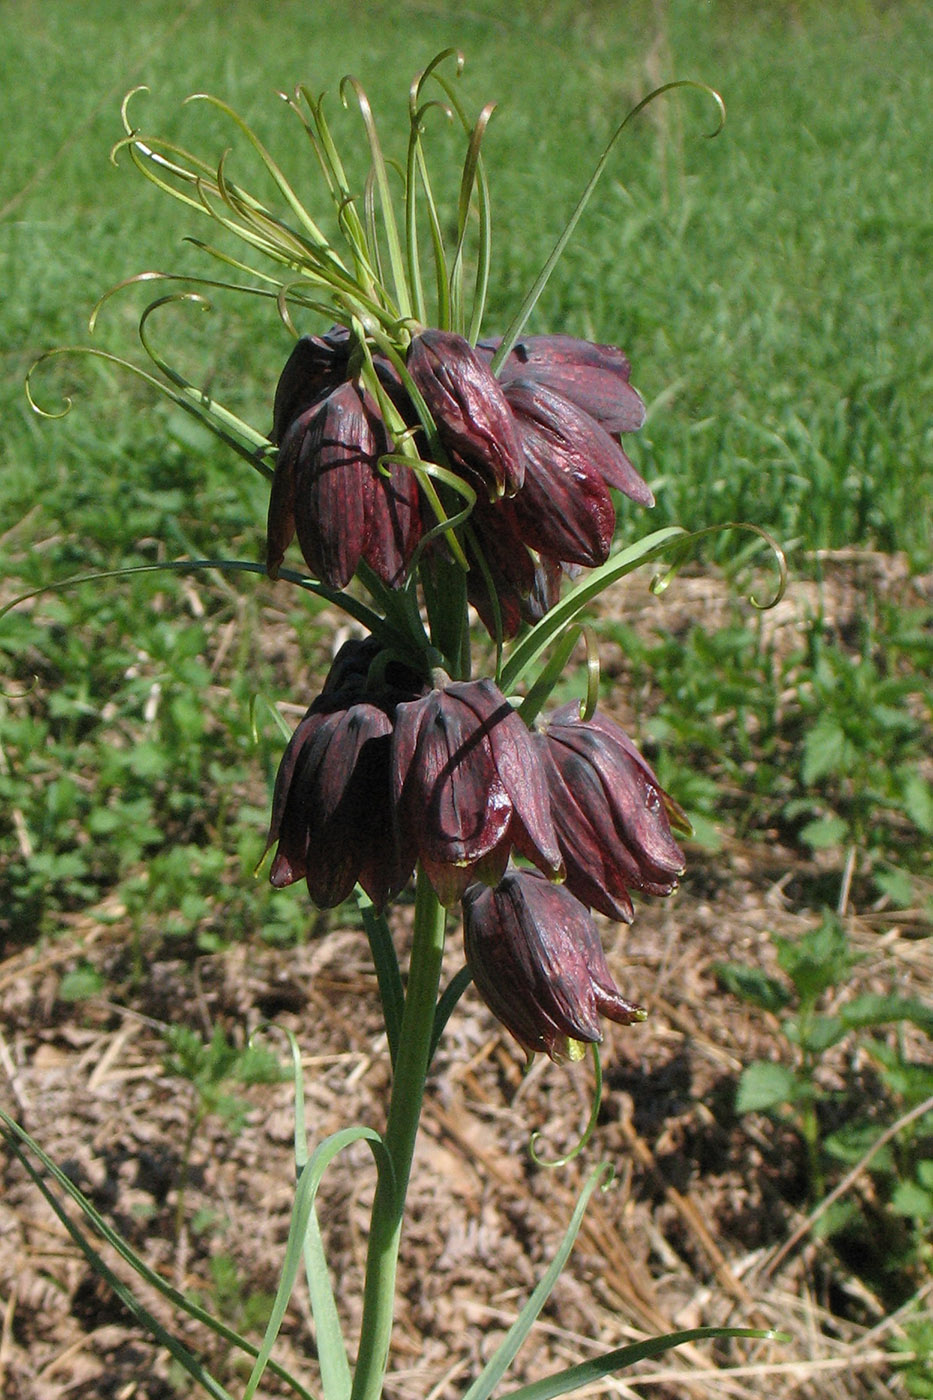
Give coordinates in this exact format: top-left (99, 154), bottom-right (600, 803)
top-left (267, 634), bottom-right (687, 1060)
top-left (265, 315), bottom-right (688, 1062)
top-left (266, 327), bottom-right (652, 635)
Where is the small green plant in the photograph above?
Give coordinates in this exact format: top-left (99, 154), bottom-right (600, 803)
top-left (791, 608), bottom-right (933, 901)
top-left (162, 1023), bottom-right (287, 1241)
top-left (717, 912), bottom-right (933, 1292)
top-left (893, 1311), bottom-right (933, 1398)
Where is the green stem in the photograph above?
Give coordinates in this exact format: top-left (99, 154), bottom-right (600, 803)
top-left (351, 869), bottom-right (447, 1400)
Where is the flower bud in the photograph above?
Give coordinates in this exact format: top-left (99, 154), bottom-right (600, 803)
top-left (392, 678), bottom-right (561, 906)
top-left (407, 329), bottom-right (525, 497)
top-left (535, 704), bottom-right (689, 922)
top-left (463, 869), bottom-right (646, 1062)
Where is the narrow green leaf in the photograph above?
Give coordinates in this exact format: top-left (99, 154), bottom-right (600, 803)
top-left (340, 77), bottom-right (411, 318)
top-left (461, 1164), bottom-right (612, 1400)
top-left (0, 559), bottom-right (395, 647)
top-left (243, 1125), bottom-right (391, 1400)
top-left (270, 1029), bottom-right (351, 1400)
top-left (499, 527), bottom-right (685, 695)
top-left (490, 82), bottom-right (724, 371)
top-left (515, 628), bottom-right (582, 726)
top-left (430, 965), bottom-right (474, 1062)
top-left (0, 1109), bottom-right (312, 1399)
top-left (359, 893), bottom-right (405, 1067)
top-left (26, 344), bottom-right (274, 476)
top-left (499, 1328), bottom-right (782, 1400)
top-left (186, 93), bottom-right (341, 260)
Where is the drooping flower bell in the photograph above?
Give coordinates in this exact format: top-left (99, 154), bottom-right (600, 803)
top-left (406, 329), bottom-right (525, 498)
top-left (480, 333), bottom-right (648, 443)
top-left (450, 332), bottom-right (653, 638)
top-left (462, 869), bottom-right (646, 1063)
top-left (533, 703), bottom-right (689, 922)
top-left (391, 678), bottom-right (562, 906)
top-left (265, 638), bottom-right (427, 910)
top-left (267, 337), bottom-right (421, 589)
top-left (503, 379), bottom-right (621, 567)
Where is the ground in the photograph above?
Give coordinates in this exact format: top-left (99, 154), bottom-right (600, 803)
top-left (1, 559), bottom-right (930, 1400)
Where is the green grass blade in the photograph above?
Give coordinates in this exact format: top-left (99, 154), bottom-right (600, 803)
top-left (0, 1110), bottom-right (312, 1399)
top-left (460, 1163), bottom-right (612, 1400)
top-left (499, 1328), bottom-right (784, 1400)
top-left (490, 82), bottom-right (724, 373)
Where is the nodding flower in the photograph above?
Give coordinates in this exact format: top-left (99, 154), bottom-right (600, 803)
top-left (533, 703), bottom-right (689, 923)
top-left (406, 329), bottom-right (525, 498)
top-left (265, 639), bottom-right (427, 911)
top-left (463, 868), bottom-right (646, 1063)
top-left (267, 353), bottom-right (420, 589)
top-left (391, 677), bottom-right (562, 907)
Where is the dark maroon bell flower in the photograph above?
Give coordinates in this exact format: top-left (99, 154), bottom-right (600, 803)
top-left (266, 639), bottom-right (426, 910)
top-left (407, 329), bottom-right (525, 498)
top-left (480, 333), bottom-right (647, 439)
top-left (534, 704), bottom-right (689, 922)
top-left (271, 327), bottom-right (352, 446)
top-left (462, 869), bottom-right (646, 1063)
top-left (267, 377), bottom-right (421, 589)
top-left (504, 379), bottom-right (620, 567)
top-left (391, 678), bottom-right (562, 906)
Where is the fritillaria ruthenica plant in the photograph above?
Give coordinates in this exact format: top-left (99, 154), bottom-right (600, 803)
top-left (13, 51), bottom-right (783, 1400)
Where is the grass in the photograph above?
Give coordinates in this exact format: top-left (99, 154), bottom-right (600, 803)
top-left (0, 0), bottom-right (931, 1393)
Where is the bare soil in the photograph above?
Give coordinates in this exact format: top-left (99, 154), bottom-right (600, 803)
top-left (1, 555), bottom-right (930, 1400)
